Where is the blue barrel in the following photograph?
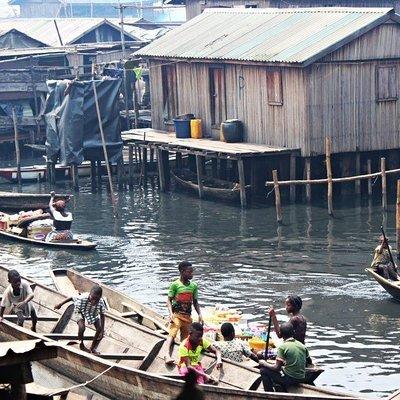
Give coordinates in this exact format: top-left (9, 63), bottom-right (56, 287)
top-left (173, 114), bottom-right (195, 138)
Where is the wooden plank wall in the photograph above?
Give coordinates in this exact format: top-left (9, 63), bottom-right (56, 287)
top-left (148, 60), bottom-right (165, 130)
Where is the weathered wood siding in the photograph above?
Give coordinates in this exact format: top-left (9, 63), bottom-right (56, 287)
top-left (149, 59), bottom-right (308, 151)
top-left (322, 22), bottom-right (400, 61)
top-left (307, 62), bottom-right (400, 156)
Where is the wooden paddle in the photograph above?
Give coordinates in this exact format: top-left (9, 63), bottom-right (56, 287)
top-left (264, 315), bottom-right (272, 360)
top-left (381, 226), bottom-right (397, 271)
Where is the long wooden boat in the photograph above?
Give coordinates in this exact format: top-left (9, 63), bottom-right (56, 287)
top-left (49, 268), bottom-right (168, 332)
top-left (171, 169), bottom-right (250, 202)
top-left (365, 268), bottom-right (400, 301)
top-left (0, 266), bottom-right (361, 400)
top-left (0, 191), bottom-right (71, 211)
top-left (0, 229), bottom-right (96, 250)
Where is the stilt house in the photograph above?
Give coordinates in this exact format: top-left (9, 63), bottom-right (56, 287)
top-left (135, 7), bottom-right (400, 159)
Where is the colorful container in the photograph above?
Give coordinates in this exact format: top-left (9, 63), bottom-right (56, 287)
top-left (190, 119), bottom-right (202, 139)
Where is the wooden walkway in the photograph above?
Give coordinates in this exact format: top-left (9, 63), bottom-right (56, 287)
top-left (121, 128), bottom-right (296, 159)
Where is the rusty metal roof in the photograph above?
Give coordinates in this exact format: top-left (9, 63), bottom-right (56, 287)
top-left (135, 7), bottom-right (396, 65)
top-left (0, 18), bottom-right (140, 47)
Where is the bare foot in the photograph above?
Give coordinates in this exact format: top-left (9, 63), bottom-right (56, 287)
top-left (164, 356), bottom-right (175, 365)
top-left (79, 343), bottom-right (90, 353)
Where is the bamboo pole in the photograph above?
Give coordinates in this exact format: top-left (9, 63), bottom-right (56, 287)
top-left (272, 169), bottom-right (282, 224)
top-left (381, 157), bottom-right (387, 211)
top-left (237, 158), bottom-right (247, 208)
top-left (265, 166), bottom-right (400, 186)
top-left (397, 180), bottom-right (400, 259)
top-left (92, 80), bottom-right (117, 213)
top-left (12, 108), bottom-right (21, 185)
top-left (367, 159), bottom-right (372, 196)
top-left (305, 157), bottom-right (311, 203)
top-left (326, 138), bottom-right (333, 216)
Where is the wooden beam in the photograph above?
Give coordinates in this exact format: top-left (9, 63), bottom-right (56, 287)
top-left (326, 138), bottom-right (333, 216)
top-left (237, 158), bottom-right (247, 208)
top-left (355, 151), bottom-right (361, 195)
top-left (139, 339), bottom-right (165, 371)
top-left (97, 353), bottom-right (145, 360)
top-left (43, 334), bottom-right (96, 340)
top-left (50, 304), bottom-right (74, 334)
top-left (367, 159), bottom-right (372, 196)
top-left (381, 157), bottom-right (387, 211)
top-left (289, 152), bottom-right (296, 203)
top-left (195, 155), bottom-right (204, 199)
top-left (305, 157), bottom-right (311, 203)
top-left (3, 315), bottom-right (59, 322)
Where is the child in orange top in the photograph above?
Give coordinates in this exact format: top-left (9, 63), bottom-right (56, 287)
top-left (177, 322), bottom-right (222, 384)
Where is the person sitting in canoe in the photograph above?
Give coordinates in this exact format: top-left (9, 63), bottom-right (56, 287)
top-left (54, 285), bottom-right (106, 354)
top-left (46, 191), bottom-right (73, 242)
top-left (0, 270), bottom-right (37, 332)
top-left (259, 322), bottom-right (312, 392)
top-left (371, 235), bottom-right (400, 281)
top-left (213, 322), bottom-right (258, 363)
top-left (177, 322), bottom-right (222, 384)
top-left (269, 295), bottom-right (307, 344)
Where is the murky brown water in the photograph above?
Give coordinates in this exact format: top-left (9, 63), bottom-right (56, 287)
top-left (1, 177), bottom-right (399, 397)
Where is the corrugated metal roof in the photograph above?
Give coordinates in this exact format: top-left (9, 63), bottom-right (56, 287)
top-left (135, 7), bottom-right (395, 65)
top-left (0, 18), bottom-right (140, 47)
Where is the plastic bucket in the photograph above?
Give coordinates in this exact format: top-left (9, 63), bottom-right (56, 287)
top-left (173, 119), bottom-right (191, 138)
top-left (190, 119), bottom-right (202, 139)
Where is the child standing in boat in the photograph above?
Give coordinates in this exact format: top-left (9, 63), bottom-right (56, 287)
top-left (165, 261), bottom-right (203, 365)
top-left (0, 269), bottom-right (37, 332)
top-left (54, 285), bottom-right (106, 354)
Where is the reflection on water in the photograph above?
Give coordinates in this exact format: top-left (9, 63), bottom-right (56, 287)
top-left (1, 178), bottom-right (400, 397)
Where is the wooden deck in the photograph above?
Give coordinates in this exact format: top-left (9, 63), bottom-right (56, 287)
top-left (122, 128), bottom-right (296, 159)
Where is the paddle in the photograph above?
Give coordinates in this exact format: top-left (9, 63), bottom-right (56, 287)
top-left (380, 226), bottom-right (397, 272)
top-left (264, 314), bottom-right (272, 360)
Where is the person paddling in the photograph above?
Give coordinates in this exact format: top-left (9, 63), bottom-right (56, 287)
top-left (371, 235), bottom-right (399, 281)
top-left (269, 295), bottom-right (307, 344)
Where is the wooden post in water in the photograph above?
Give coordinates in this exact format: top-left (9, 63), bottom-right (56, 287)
top-left (355, 151), bottom-right (361, 195)
top-left (195, 155), bottom-right (204, 199)
top-left (212, 158), bottom-right (218, 178)
top-left (142, 148), bottom-right (148, 181)
top-left (326, 138), bottom-right (333, 216)
top-left (272, 169), bottom-right (282, 224)
top-left (71, 165), bottom-right (79, 191)
top-left (367, 159), bottom-right (372, 196)
top-left (96, 160), bottom-right (102, 184)
top-left (12, 108), bottom-right (21, 185)
top-left (381, 157), bottom-right (387, 211)
top-left (176, 152), bottom-right (182, 170)
top-left (237, 157), bottom-right (247, 208)
top-left (128, 144), bottom-right (134, 186)
top-left (289, 152), bottom-right (296, 203)
top-left (157, 147), bottom-right (166, 192)
top-left (305, 157), bottom-right (311, 203)
top-left (397, 180), bottom-right (400, 259)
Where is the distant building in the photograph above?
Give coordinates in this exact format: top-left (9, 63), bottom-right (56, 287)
top-left (164, 0), bottom-right (400, 20)
top-left (9, 0), bottom-right (185, 21)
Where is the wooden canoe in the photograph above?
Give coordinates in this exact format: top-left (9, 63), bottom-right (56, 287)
top-left (0, 230), bottom-right (96, 250)
top-left (49, 268), bottom-right (323, 383)
top-left (49, 268), bottom-right (168, 332)
top-left (365, 268), bottom-right (400, 301)
top-left (0, 191), bottom-right (71, 211)
top-left (171, 169), bottom-right (250, 202)
top-left (0, 266), bottom-right (359, 400)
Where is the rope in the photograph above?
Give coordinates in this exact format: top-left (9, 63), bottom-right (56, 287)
top-left (266, 187), bottom-right (275, 199)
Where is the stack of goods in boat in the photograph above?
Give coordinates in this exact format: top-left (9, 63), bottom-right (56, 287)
top-left (203, 305), bottom-right (278, 353)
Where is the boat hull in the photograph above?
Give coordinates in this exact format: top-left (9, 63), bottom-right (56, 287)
top-left (0, 192), bottom-right (70, 211)
top-left (365, 268), bottom-right (400, 301)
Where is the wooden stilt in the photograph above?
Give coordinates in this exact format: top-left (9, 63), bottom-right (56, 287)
top-left (128, 144), bottom-right (134, 187)
top-left (381, 157), bottom-right (387, 211)
top-left (272, 169), bottom-right (282, 224)
top-left (219, 159), bottom-right (227, 180)
top-left (71, 165), bottom-right (79, 191)
top-left (250, 158), bottom-right (257, 196)
top-left (195, 155), bottom-right (204, 199)
top-left (90, 160), bottom-right (97, 191)
top-left (163, 150), bottom-right (170, 190)
top-left (238, 158), bottom-right (247, 208)
top-left (96, 160), bottom-right (102, 184)
top-left (289, 152), bottom-right (296, 203)
top-left (117, 160), bottom-right (124, 189)
top-left (12, 108), bottom-right (21, 185)
top-left (305, 157), bottom-right (311, 203)
top-left (355, 151), bottom-right (361, 195)
top-left (397, 180), bottom-right (400, 259)
top-left (157, 148), bottom-right (166, 192)
top-left (326, 138), bottom-right (333, 216)
top-left (46, 161), bottom-right (53, 186)
top-left (149, 148), bottom-right (154, 164)
top-left (142, 148), bottom-right (148, 181)
top-left (176, 152), bottom-right (182, 170)
top-left (367, 159), bottom-right (372, 196)
top-left (212, 158), bottom-right (218, 178)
